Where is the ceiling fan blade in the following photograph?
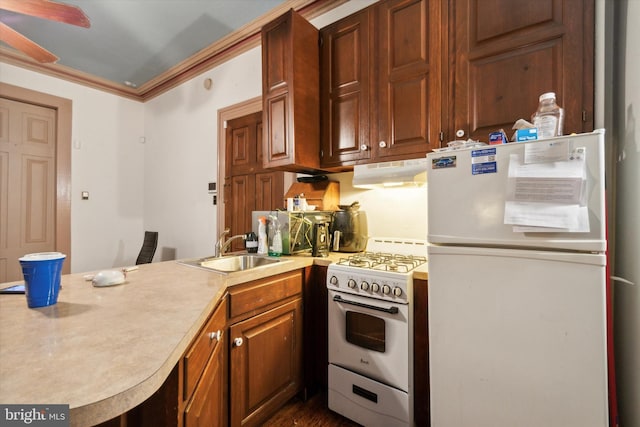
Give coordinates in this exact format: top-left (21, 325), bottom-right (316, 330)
top-left (0, 22), bottom-right (58, 63)
top-left (0, 0), bottom-right (90, 28)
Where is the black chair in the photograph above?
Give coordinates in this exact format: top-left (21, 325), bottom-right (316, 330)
top-left (136, 231), bottom-right (158, 265)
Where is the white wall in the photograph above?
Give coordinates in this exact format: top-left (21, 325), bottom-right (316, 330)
top-left (612, 1), bottom-right (640, 426)
top-left (143, 48), bottom-right (263, 260)
top-left (329, 172), bottom-right (428, 240)
top-left (0, 63), bottom-right (145, 273)
top-left (0, 1), bottom-right (379, 271)
top-left (140, 0), bottom-right (380, 260)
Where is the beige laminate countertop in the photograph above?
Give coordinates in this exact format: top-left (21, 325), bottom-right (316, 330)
top-left (0, 253), bottom-right (427, 427)
top-left (0, 255), bottom-right (321, 426)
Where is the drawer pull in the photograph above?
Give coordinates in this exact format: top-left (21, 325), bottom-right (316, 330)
top-left (234, 337), bottom-right (244, 347)
top-left (208, 330), bottom-right (221, 341)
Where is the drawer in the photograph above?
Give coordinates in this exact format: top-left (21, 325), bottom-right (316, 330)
top-left (183, 299), bottom-right (226, 401)
top-left (228, 270), bottom-right (302, 320)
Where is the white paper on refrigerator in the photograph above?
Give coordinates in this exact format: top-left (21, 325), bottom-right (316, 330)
top-left (504, 151), bottom-right (589, 231)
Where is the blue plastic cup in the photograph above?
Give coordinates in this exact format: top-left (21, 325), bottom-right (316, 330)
top-left (19, 252), bottom-right (66, 308)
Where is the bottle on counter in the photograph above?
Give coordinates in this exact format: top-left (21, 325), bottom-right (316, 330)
top-left (245, 231), bottom-right (258, 253)
top-left (257, 217), bottom-right (268, 255)
top-left (532, 92), bottom-right (564, 139)
top-left (267, 215), bottom-right (282, 257)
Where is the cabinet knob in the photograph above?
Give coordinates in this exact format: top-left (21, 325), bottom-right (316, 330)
top-left (234, 337), bottom-right (244, 347)
top-left (455, 129), bottom-right (465, 138)
top-left (360, 144), bottom-right (368, 151)
top-left (379, 141), bottom-right (387, 148)
top-left (208, 330), bottom-right (221, 341)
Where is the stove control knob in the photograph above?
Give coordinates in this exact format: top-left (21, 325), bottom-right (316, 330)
top-left (382, 284), bottom-right (391, 295)
top-left (371, 282), bottom-right (380, 293)
top-left (347, 279), bottom-right (357, 289)
top-left (329, 276), bottom-right (339, 286)
top-left (393, 287), bottom-right (403, 297)
top-left (360, 281), bottom-right (370, 291)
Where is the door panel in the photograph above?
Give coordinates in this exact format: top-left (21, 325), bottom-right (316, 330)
top-left (224, 175), bottom-right (255, 247)
top-left (255, 172), bottom-right (284, 212)
top-left (320, 9), bottom-right (371, 166)
top-left (375, 0), bottom-right (442, 159)
top-left (451, 0), bottom-right (593, 140)
top-left (227, 112), bottom-right (261, 176)
top-left (0, 97), bottom-right (57, 282)
top-left (428, 245), bottom-right (607, 427)
top-left (224, 111), bottom-right (284, 252)
top-left (229, 298), bottom-right (302, 427)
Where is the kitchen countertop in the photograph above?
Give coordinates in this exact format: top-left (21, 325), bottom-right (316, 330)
top-left (0, 253), bottom-right (426, 426)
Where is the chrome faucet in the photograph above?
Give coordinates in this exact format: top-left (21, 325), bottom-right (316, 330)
top-left (215, 228), bottom-right (246, 257)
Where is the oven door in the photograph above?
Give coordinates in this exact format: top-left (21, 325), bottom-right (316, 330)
top-left (328, 289), bottom-right (409, 391)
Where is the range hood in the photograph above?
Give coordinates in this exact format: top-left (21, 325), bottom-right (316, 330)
top-left (352, 157), bottom-right (429, 189)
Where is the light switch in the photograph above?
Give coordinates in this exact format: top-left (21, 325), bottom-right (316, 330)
top-left (81, 191), bottom-right (89, 200)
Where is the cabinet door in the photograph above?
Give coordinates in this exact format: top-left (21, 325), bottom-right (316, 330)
top-left (262, 9), bottom-right (321, 173)
top-left (450, 0), bottom-right (594, 141)
top-left (320, 9), bottom-right (372, 168)
top-left (229, 298), bottom-right (303, 427)
top-left (375, 0), bottom-right (444, 159)
top-left (184, 333), bottom-right (226, 427)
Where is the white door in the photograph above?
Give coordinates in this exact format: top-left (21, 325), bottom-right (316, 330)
top-left (0, 97), bottom-right (57, 282)
top-left (427, 245), bottom-right (608, 427)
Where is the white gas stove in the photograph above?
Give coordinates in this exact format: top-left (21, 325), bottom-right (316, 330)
top-left (326, 237), bottom-right (427, 427)
top-left (327, 238), bottom-right (428, 303)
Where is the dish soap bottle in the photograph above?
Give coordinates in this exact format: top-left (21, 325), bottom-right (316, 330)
top-left (532, 92), bottom-right (564, 139)
top-left (267, 215), bottom-right (283, 257)
top-left (257, 217), bottom-right (268, 255)
top-left (245, 231), bottom-right (258, 253)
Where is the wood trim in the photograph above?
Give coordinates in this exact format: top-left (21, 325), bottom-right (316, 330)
top-left (0, 82), bottom-right (72, 274)
top-left (0, 0), bottom-right (349, 103)
top-left (217, 97), bottom-right (263, 237)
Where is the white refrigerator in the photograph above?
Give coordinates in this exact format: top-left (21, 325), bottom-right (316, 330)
top-left (426, 130), bottom-right (610, 427)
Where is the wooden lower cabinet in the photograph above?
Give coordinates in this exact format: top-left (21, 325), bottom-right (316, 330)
top-left (184, 342), bottom-right (225, 427)
top-left (96, 270), bottom-right (305, 427)
top-left (183, 300), bottom-right (227, 427)
top-left (229, 298), bottom-right (303, 426)
top-left (227, 270), bottom-right (304, 427)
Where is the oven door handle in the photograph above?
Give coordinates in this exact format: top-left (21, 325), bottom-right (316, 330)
top-left (332, 294), bottom-right (399, 314)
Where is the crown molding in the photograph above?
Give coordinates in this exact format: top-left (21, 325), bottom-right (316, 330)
top-left (0, 0), bottom-right (347, 102)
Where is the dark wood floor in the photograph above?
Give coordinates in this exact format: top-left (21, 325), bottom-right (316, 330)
top-left (263, 390), bottom-right (361, 427)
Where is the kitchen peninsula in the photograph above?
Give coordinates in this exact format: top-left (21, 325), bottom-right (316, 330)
top-left (0, 257), bottom-right (320, 426)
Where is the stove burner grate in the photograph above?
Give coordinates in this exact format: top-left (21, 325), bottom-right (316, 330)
top-left (336, 252), bottom-right (427, 273)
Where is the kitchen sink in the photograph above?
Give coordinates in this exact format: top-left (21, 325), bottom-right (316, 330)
top-left (178, 254), bottom-right (283, 274)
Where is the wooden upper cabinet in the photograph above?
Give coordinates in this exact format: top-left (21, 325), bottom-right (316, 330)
top-left (320, 8), bottom-right (372, 168)
top-left (450, 0), bottom-right (594, 141)
top-left (262, 9), bottom-right (322, 174)
top-left (374, 0), bottom-right (443, 160)
top-left (320, 0), bottom-right (442, 169)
